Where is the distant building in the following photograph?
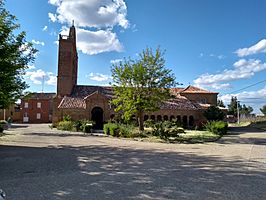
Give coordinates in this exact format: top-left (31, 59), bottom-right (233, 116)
top-left (0, 104), bottom-right (21, 122)
top-left (52, 25), bottom-right (219, 129)
top-left (21, 93), bottom-right (56, 123)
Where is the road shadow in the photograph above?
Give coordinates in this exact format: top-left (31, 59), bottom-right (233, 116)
top-left (0, 144), bottom-right (265, 200)
top-left (217, 127), bottom-right (266, 145)
top-left (10, 124), bottom-right (29, 129)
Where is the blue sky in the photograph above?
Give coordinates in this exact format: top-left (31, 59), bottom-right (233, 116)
top-left (6, 0), bottom-right (266, 113)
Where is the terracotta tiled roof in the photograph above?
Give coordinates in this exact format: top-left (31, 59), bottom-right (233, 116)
top-left (58, 96), bottom-right (86, 109)
top-left (71, 85), bottom-right (113, 99)
top-left (180, 85), bottom-right (218, 94)
top-left (58, 85), bottom-right (216, 110)
top-left (161, 96), bottom-right (201, 110)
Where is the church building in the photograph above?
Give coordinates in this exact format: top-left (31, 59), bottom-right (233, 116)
top-left (53, 25), bottom-right (218, 129)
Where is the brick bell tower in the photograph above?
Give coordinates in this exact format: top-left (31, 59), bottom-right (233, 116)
top-left (57, 21), bottom-right (78, 97)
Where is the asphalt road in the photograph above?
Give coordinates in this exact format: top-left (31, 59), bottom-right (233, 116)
top-left (0, 124), bottom-right (266, 200)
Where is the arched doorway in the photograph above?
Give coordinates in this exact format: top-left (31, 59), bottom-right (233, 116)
top-left (91, 107), bottom-right (104, 129)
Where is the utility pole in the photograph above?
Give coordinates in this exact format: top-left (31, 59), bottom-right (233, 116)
top-left (237, 100), bottom-right (240, 124)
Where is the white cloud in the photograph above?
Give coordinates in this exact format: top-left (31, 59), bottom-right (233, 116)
top-left (32, 39), bottom-right (45, 46)
top-left (25, 69), bottom-right (56, 85)
top-left (49, 0), bottom-right (129, 29)
top-left (110, 59), bottom-right (122, 64)
top-left (48, 0), bottom-right (60, 6)
top-left (60, 26), bottom-right (123, 55)
top-left (48, 12), bottom-right (57, 22)
top-left (42, 25), bottom-right (48, 31)
top-left (87, 72), bottom-right (112, 82)
top-left (27, 65), bottom-right (36, 70)
top-left (48, 0), bottom-right (129, 55)
top-left (236, 39), bottom-right (266, 57)
top-left (220, 86), bottom-right (266, 114)
top-left (194, 59), bottom-right (266, 89)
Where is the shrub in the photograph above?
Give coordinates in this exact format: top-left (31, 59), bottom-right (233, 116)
top-left (109, 123), bottom-right (119, 136)
top-left (0, 124), bottom-right (3, 133)
top-left (57, 121), bottom-right (74, 131)
top-left (117, 124), bottom-right (135, 138)
top-left (103, 123), bottom-right (110, 135)
top-left (103, 122), bottom-right (120, 136)
top-left (205, 121), bottom-right (228, 135)
top-left (204, 106), bottom-right (225, 121)
top-left (7, 117), bottom-right (13, 123)
top-left (144, 119), bottom-right (155, 128)
top-left (73, 120), bottom-right (82, 132)
top-left (80, 120), bottom-right (94, 132)
top-left (83, 123), bottom-right (93, 133)
top-left (0, 120), bottom-right (8, 130)
top-left (63, 115), bottom-right (72, 121)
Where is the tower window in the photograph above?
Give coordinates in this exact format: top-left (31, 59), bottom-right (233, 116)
top-left (37, 113), bottom-right (41, 119)
top-left (37, 102), bottom-right (41, 108)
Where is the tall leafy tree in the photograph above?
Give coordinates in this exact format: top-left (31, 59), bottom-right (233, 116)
top-left (260, 105), bottom-right (266, 116)
top-left (111, 47), bottom-right (176, 131)
top-left (0, 1), bottom-right (37, 109)
top-left (217, 99), bottom-right (225, 107)
top-left (204, 105), bottom-right (225, 121)
top-left (227, 96), bottom-right (240, 116)
top-left (240, 104), bottom-right (253, 116)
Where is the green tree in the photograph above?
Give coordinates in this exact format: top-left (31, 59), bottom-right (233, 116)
top-left (227, 96), bottom-right (240, 116)
top-left (111, 47), bottom-right (176, 131)
top-left (240, 104), bottom-right (253, 116)
top-left (203, 105), bottom-right (225, 121)
top-left (217, 99), bottom-right (225, 107)
top-left (0, 1), bottom-right (37, 109)
top-left (260, 105), bottom-right (266, 116)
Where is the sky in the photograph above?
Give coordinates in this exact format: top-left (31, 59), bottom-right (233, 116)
top-left (5, 0), bottom-right (266, 114)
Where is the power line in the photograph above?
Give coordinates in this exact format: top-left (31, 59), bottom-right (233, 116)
top-left (229, 79), bottom-right (266, 94)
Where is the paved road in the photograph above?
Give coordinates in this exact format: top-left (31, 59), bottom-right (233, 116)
top-left (0, 124), bottom-right (266, 200)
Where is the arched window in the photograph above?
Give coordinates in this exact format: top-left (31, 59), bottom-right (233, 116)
top-left (177, 115), bottom-right (181, 122)
top-left (170, 115), bottom-right (175, 121)
top-left (157, 115), bottom-right (162, 121)
top-left (150, 115), bottom-right (155, 121)
top-left (110, 114), bottom-right (115, 119)
top-left (182, 115), bottom-right (188, 128)
top-left (189, 115), bottom-right (194, 127)
top-left (144, 115), bottom-right (149, 121)
top-left (163, 115), bottom-right (168, 121)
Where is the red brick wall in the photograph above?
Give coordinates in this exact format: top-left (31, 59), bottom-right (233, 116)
top-left (21, 99), bottom-right (53, 123)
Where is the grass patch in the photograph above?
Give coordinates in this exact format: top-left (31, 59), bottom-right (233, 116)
top-left (249, 121), bottom-right (266, 131)
top-left (228, 122), bottom-right (251, 127)
top-left (170, 130), bottom-right (221, 143)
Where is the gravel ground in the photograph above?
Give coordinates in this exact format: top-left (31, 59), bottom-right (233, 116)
top-left (0, 124), bottom-right (265, 200)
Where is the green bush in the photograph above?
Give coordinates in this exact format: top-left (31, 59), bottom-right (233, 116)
top-left (57, 121), bottom-right (74, 131)
top-left (83, 123), bottom-right (93, 133)
top-left (0, 124), bottom-right (3, 133)
top-left (109, 123), bottom-right (119, 136)
top-left (117, 124), bottom-right (135, 138)
top-left (0, 120), bottom-right (8, 130)
top-left (63, 115), bottom-right (72, 121)
top-left (103, 123), bottom-right (110, 135)
top-left (80, 120), bottom-right (94, 132)
top-left (151, 121), bottom-right (185, 139)
top-left (73, 120), bottom-right (82, 131)
top-left (144, 119), bottom-right (155, 128)
top-left (205, 121), bottom-right (228, 135)
top-left (104, 123), bottom-right (124, 137)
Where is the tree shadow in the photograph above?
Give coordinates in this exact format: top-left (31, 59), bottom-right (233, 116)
top-left (0, 144), bottom-right (265, 200)
top-left (217, 127), bottom-right (266, 145)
